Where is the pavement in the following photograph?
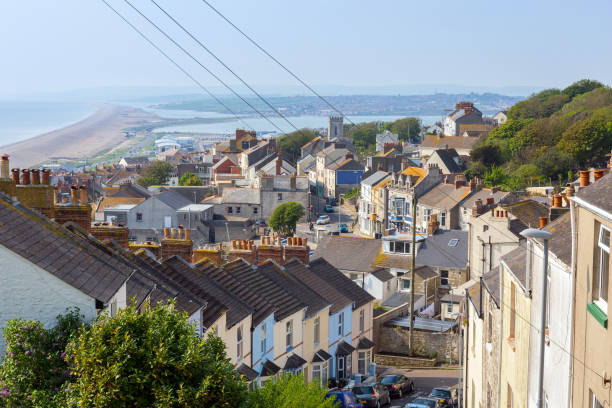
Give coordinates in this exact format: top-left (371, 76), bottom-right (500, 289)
top-left (376, 366), bottom-right (461, 407)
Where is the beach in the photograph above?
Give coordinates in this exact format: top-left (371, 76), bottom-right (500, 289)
top-left (1, 104), bottom-right (160, 168)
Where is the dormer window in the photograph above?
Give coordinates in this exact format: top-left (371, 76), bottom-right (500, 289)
top-left (388, 241), bottom-right (411, 255)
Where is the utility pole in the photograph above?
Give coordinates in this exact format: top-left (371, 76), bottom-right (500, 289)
top-left (409, 192), bottom-right (417, 354)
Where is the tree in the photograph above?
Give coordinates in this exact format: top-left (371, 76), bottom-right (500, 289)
top-left (483, 165), bottom-right (508, 188)
top-left (66, 302), bottom-right (247, 408)
top-left (558, 108), bottom-right (612, 164)
top-left (248, 373), bottom-right (337, 408)
top-left (279, 129), bottom-right (318, 162)
top-left (179, 172), bottom-right (202, 186)
top-left (470, 144), bottom-right (503, 167)
top-left (0, 309), bottom-right (86, 408)
top-left (269, 201), bottom-right (305, 236)
top-left (384, 117), bottom-right (421, 142)
top-left (344, 122), bottom-right (379, 153)
top-left (136, 161), bottom-right (173, 187)
top-left (562, 79), bottom-right (604, 100)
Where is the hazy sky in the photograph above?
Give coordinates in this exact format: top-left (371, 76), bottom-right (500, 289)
top-left (1, 0), bottom-right (610, 97)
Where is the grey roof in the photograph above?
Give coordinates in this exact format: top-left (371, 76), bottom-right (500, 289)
top-left (501, 242), bottom-right (528, 289)
top-left (356, 337), bottom-right (375, 349)
top-left (370, 268), bottom-right (394, 282)
top-left (362, 171), bottom-right (390, 187)
top-left (122, 156), bottom-right (150, 165)
top-left (312, 349), bottom-right (332, 362)
top-left (313, 236), bottom-right (382, 273)
top-left (541, 212), bottom-right (572, 267)
top-left (284, 354), bottom-right (307, 369)
top-left (388, 316), bottom-right (457, 332)
top-left (221, 188), bottom-right (260, 205)
top-left (154, 190), bottom-right (193, 210)
top-left (440, 293), bottom-right (461, 303)
top-left (260, 360), bottom-right (281, 376)
top-left (482, 267), bottom-right (502, 307)
top-left (309, 258), bottom-right (375, 310)
top-left (416, 230), bottom-right (468, 269)
top-left (237, 364), bottom-right (259, 381)
top-left (461, 188), bottom-right (507, 209)
top-left (336, 341), bottom-right (356, 356)
top-left (430, 149), bottom-right (466, 173)
top-left (381, 292), bottom-right (424, 309)
top-left (575, 171), bottom-right (612, 214)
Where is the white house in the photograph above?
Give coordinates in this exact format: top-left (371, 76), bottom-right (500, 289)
top-left (362, 268), bottom-right (397, 302)
top-left (376, 130), bottom-right (399, 152)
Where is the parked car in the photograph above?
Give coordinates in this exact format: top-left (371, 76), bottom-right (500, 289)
top-left (325, 390), bottom-right (362, 408)
top-left (381, 374), bottom-right (414, 399)
top-left (352, 383), bottom-right (390, 408)
top-left (428, 387), bottom-right (457, 407)
top-left (324, 204), bottom-right (334, 213)
top-left (328, 230), bottom-right (340, 236)
top-left (405, 397), bottom-right (441, 408)
top-left (255, 219), bottom-right (266, 227)
top-left (338, 223), bottom-right (349, 233)
top-left (316, 215), bottom-right (331, 225)
top-left (327, 197), bottom-right (338, 206)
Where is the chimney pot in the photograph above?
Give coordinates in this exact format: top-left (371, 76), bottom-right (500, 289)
top-left (31, 169), bottom-right (40, 185)
top-left (594, 169), bottom-right (605, 181)
top-left (565, 183), bottom-right (575, 198)
top-left (41, 169), bottom-right (51, 185)
top-left (553, 194), bottom-right (563, 208)
top-left (11, 168), bottom-right (20, 185)
top-left (79, 185), bottom-right (87, 205)
top-left (70, 186), bottom-right (78, 204)
top-left (21, 169), bottom-right (31, 185)
top-left (185, 229), bottom-right (190, 241)
top-left (164, 227), bottom-right (170, 239)
top-left (539, 217), bottom-right (548, 228)
top-left (579, 170), bottom-right (590, 187)
top-left (171, 227), bottom-right (177, 239)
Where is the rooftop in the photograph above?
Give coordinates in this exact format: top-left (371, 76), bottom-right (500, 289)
top-left (574, 171), bottom-right (612, 215)
top-left (309, 258), bottom-right (375, 310)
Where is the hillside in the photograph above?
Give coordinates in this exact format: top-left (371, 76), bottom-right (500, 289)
top-left (467, 80), bottom-right (612, 190)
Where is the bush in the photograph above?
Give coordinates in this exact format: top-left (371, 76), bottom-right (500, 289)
top-left (269, 201), bottom-right (306, 236)
top-left (178, 172), bottom-right (202, 186)
top-left (136, 161), bottom-right (173, 187)
top-left (249, 373), bottom-right (337, 408)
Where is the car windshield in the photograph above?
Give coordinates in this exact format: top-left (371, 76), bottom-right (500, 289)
top-left (413, 398), bottom-right (437, 407)
top-left (352, 386), bottom-right (373, 395)
top-left (381, 376), bottom-right (398, 384)
top-left (431, 388), bottom-right (451, 398)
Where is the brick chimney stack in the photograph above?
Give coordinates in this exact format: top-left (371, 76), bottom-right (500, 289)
top-left (90, 222), bottom-right (129, 248)
top-left (276, 152), bottom-right (282, 176)
top-left (0, 155), bottom-right (9, 179)
top-left (41, 169), bottom-right (51, 185)
top-left (284, 236), bottom-right (310, 264)
top-left (160, 225), bottom-right (193, 261)
top-left (228, 239), bottom-right (257, 264)
top-left (427, 213), bottom-right (440, 235)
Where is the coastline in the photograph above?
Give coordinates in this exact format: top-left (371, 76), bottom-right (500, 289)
top-left (0, 104), bottom-right (160, 169)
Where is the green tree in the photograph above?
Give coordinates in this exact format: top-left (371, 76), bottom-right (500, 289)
top-left (558, 108), bottom-right (612, 164)
top-left (508, 89), bottom-right (570, 120)
top-left (562, 79), bottom-right (604, 100)
top-left (470, 144), bottom-right (503, 167)
top-left (344, 122), bottom-right (379, 153)
top-left (248, 373), bottom-right (337, 408)
top-left (66, 302), bottom-right (247, 408)
top-left (487, 118), bottom-right (532, 140)
top-left (483, 165), bottom-right (508, 188)
top-left (136, 161), bottom-right (173, 187)
top-left (269, 201), bottom-right (306, 236)
top-left (178, 172), bottom-right (202, 186)
top-left (0, 309), bottom-right (86, 408)
top-left (279, 129), bottom-right (319, 162)
top-left (384, 117), bottom-right (421, 142)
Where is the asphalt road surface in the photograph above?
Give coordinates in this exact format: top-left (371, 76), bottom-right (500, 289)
top-left (383, 368), bottom-right (461, 407)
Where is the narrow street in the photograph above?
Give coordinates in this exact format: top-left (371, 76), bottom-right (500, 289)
top-left (377, 367), bottom-right (461, 407)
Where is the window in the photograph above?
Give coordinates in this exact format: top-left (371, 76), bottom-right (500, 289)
top-left (483, 225), bottom-right (489, 232)
top-left (312, 361), bottom-right (328, 386)
top-left (441, 270), bottom-right (449, 286)
top-left (236, 207), bottom-right (241, 214)
top-left (357, 351), bottom-right (371, 374)
top-left (424, 208), bottom-right (431, 223)
top-left (402, 279), bottom-right (410, 290)
top-left (183, 214), bottom-right (187, 220)
top-left (594, 224), bottom-right (610, 311)
top-left (136, 212), bottom-right (143, 221)
top-left (441, 211), bottom-right (446, 227)
top-left (314, 316), bottom-right (320, 344)
top-left (507, 384), bottom-right (513, 408)
top-left (237, 326), bottom-right (243, 360)
top-left (228, 207), bottom-right (233, 214)
top-left (278, 193), bottom-right (283, 201)
top-left (448, 239), bottom-right (459, 247)
top-left (359, 309), bottom-right (364, 334)
top-left (261, 325), bottom-right (266, 354)
top-left (253, 207), bottom-right (258, 214)
top-left (286, 320), bottom-right (293, 349)
top-left (338, 313), bottom-right (344, 336)
top-left (447, 304), bottom-right (453, 313)
top-left (509, 282), bottom-right (516, 340)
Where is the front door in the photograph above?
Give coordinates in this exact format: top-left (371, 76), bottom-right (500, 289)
top-left (337, 356), bottom-right (345, 379)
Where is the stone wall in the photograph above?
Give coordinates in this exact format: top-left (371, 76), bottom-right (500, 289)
top-left (377, 325), bottom-right (459, 363)
top-left (375, 353), bottom-right (436, 368)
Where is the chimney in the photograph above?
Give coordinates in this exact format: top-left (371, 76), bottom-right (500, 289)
top-left (469, 179), bottom-right (477, 192)
top-left (178, 225), bottom-right (185, 239)
top-left (345, 152), bottom-right (354, 160)
top-left (164, 227), bottom-right (170, 239)
top-left (579, 170), bottom-right (590, 187)
top-left (553, 194), bottom-right (563, 208)
top-left (70, 186), bottom-right (78, 204)
top-left (565, 183), bottom-right (575, 198)
top-left (11, 169), bottom-right (20, 185)
top-left (171, 227), bottom-right (177, 239)
top-left (79, 186), bottom-right (87, 205)
top-left (427, 213), bottom-right (440, 235)
top-left (472, 199), bottom-right (484, 217)
top-left (486, 197), bottom-right (495, 206)
top-left (21, 169), bottom-right (31, 185)
top-left (539, 217), bottom-right (548, 228)
top-left (41, 169), bottom-right (51, 185)
top-left (276, 152), bottom-right (282, 176)
top-left (31, 169), bottom-right (40, 185)
top-left (454, 179), bottom-right (466, 189)
top-left (0, 155), bottom-right (9, 179)
top-left (594, 169), bottom-right (605, 181)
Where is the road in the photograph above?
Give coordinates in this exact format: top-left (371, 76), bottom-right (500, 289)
top-left (379, 367), bottom-right (461, 407)
top-left (297, 199), bottom-right (359, 246)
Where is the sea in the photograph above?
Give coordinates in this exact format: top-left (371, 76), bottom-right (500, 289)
top-left (0, 100), bottom-right (443, 148)
top-left (0, 101), bottom-right (96, 148)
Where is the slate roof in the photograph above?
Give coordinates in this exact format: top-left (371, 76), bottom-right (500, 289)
top-left (154, 190), bottom-right (193, 210)
top-left (313, 236), bottom-right (382, 272)
top-left (308, 258), bottom-right (375, 310)
top-left (501, 242), bottom-right (528, 290)
top-left (420, 135), bottom-right (479, 150)
top-left (0, 195), bottom-right (129, 304)
top-left (575, 171), bottom-right (612, 214)
top-left (418, 183), bottom-right (472, 210)
top-left (237, 364), bottom-right (259, 381)
top-left (503, 199), bottom-right (550, 229)
top-left (461, 188), bottom-right (508, 209)
top-left (381, 292), bottom-right (424, 309)
top-left (370, 268), bottom-right (394, 282)
top-left (482, 267), bottom-right (502, 307)
top-left (108, 183), bottom-right (151, 198)
top-left (541, 212), bottom-right (572, 267)
top-left (416, 230), bottom-right (469, 269)
top-left (429, 149), bottom-right (466, 173)
top-left (312, 349), bottom-right (332, 363)
top-left (361, 171), bottom-right (390, 187)
top-left (356, 337), bottom-right (375, 349)
top-left (162, 256), bottom-right (253, 329)
top-left (122, 156), bottom-right (150, 165)
top-left (331, 158), bottom-right (364, 172)
top-left (225, 260), bottom-right (306, 321)
top-left (221, 188), bottom-right (260, 205)
top-left (260, 360), bottom-right (281, 376)
top-left (284, 259), bottom-right (352, 315)
top-left (257, 261), bottom-right (330, 319)
top-left (203, 259), bottom-right (277, 327)
top-left (284, 354), bottom-right (307, 369)
top-left (336, 341), bottom-right (356, 356)
top-left (415, 265), bottom-right (438, 280)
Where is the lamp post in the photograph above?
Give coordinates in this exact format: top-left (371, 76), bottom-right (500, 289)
top-left (519, 228), bottom-right (552, 408)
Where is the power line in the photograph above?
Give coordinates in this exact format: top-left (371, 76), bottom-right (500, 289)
top-left (121, 0), bottom-right (287, 134)
top-left (197, 0), bottom-right (356, 127)
top-left (148, 0), bottom-right (300, 132)
top-left (99, 0), bottom-right (252, 131)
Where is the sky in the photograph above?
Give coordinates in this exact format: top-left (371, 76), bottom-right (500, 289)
top-left (0, 0), bottom-right (611, 98)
